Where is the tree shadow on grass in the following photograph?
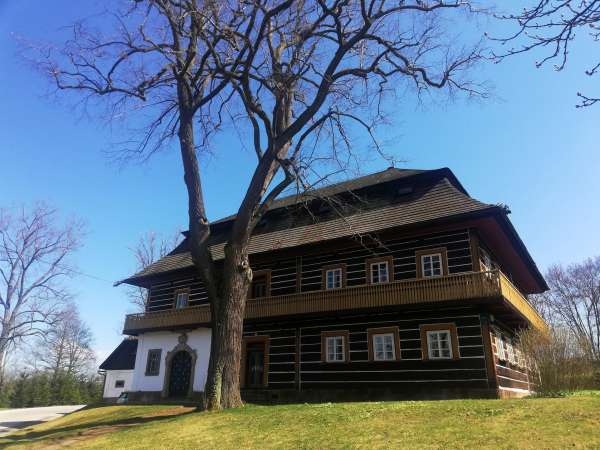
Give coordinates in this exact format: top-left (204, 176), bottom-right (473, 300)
top-left (0, 405), bottom-right (197, 447)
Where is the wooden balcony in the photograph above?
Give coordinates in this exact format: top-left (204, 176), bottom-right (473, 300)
top-left (123, 270), bottom-right (546, 334)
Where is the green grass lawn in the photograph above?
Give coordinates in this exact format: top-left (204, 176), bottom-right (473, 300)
top-left (2, 393), bottom-right (600, 449)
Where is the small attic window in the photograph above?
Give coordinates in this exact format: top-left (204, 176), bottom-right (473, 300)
top-left (317, 201), bottom-right (331, 214)
top-left (397, 186), bottom-right (414, 196)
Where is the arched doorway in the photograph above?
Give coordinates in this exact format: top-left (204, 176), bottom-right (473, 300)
top-left (168, 351), bottom-right (192, 397)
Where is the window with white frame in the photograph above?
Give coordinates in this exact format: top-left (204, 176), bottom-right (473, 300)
top-left (496, 333), bottom-right (508, 361)
top-left (372, 333), bottom-right (396, 361)
top-left (421, 253), bottom-right (443, 278)
top-left (115, 379), bottom-right (125, 388)
top-left (480, 248), bottom-right (493, 272)
top-left (426, 330), bottom-right (453, 359)
top-left (175, 291), bottom-right (189, 309)
top-left (326, 336), bottom-right (346, 362)
top-left (325, 268), bottom-right (343, 289)
top-left (506, 338), bottom-right (516, 364)
top-left (370, 261), bottom-right (389, 284)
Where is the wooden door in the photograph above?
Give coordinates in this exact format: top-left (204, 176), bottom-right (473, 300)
top-left (245, 343), bottom-right (265, 388)
top-left (168, 351), bottom-right (192, 397)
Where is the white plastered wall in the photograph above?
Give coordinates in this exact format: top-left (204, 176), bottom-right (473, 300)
top-left (131, 328), bottom-right (211, 393)
top-left (103, 370), bottom-right (134, 398)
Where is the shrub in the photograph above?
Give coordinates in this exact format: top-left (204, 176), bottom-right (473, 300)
top-left (518, 327), bottom-right (598, 396)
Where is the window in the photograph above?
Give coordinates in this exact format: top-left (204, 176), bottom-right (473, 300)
top-left (174, 290), bottom-right (189, 309)
top-left (326, 336), bottom-right (345, 362)
top-left (322, 264), bottom-right (346, 290)
top-left (326, 268), bottom-right (343, 289)
top-left (427, 330), bottom-right (453, 359)
top-left (421, 253), bottom-right (443, 278)
top-left (321, 331), bottom-right (349, 363)
top-left (366, 257), bottom-right (394, 285)
top-left (415, 248), bottom-right (447, 279)
top-left (506, 338), bottom-right (516, 364)
top-left (373, 334), bottom-right (396, 361)
top-left (368, 327), bottom-right (400, 361)
top-left (420, 323), bottom-right (458, 360)
top-left (115, 379), bottom-right (125, 388)
top-left (145, 349), bottom-right (162, 376)
top-left (371, 261), bottom-right (389, 284)
top-left (496, 333), bottom-right (506, 360)
top-left (250, 271), bottom-right (270, 299)
top-left (480, 248), bottom-right (493, 272)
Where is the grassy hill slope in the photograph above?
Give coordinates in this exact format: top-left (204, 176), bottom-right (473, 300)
top-left (2, 393), bottom-right (600, 449)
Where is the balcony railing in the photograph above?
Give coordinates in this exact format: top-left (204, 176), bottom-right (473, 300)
top-left (123, 270), bottom-right (546, 334)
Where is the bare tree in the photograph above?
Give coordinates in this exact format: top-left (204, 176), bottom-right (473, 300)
top-left (534, 257), bottom-right (600, 360)
top-left (32, 302), bottom-right (96, 377)
top-left (32, 0), bottom-right (487, 409)
top-left (126, 231), bottom-right (182, 311)
top-left (0, 205), bottom-right (82, 385)
top-left (494, 1), bottom-right (600, 107)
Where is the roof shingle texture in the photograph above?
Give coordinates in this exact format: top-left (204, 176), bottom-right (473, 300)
top-left (99, 339), bottom-right (138, 371)
top-left (123, 174), bottom-right (492, 283)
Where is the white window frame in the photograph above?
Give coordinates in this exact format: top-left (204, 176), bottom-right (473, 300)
top-left (325, 336), bottom-right (346, 362)
top-left (480, 248), bottom-right (493, 272)
top-left (372, 333), bottom-right (396, 361)
top-left (175, 291), bottom-right (189, 309)
top-left (370, 261), bottom-right (390, 284)
top-left (325, 268), bottom-right (343, 290)
top-left (426, 330), bottom-right (453, 359)
top-left (496, 333), bottom-right (507, 361)
top-left (506, 338), bottom-right (516, 364)
top-left (421, 253), bottom-right (443, 278)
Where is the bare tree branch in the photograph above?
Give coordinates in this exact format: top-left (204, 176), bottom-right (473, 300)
top-left (492, 0), bottom-right (600, 107)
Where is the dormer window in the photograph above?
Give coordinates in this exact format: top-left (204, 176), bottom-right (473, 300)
top-left (174, 290), bottom-right (189, 309)
top-left (366, 256), bottom-right (394, 284)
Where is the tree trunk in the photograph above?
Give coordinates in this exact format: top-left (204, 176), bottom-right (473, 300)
top-left (175, 106), bottom-right (223, 409)
top-left (219, 244), bottom-right (251, 408)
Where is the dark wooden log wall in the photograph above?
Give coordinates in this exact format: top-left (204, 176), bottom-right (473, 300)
top-left (146, 228), bottom-right (474, 312)
top-left (243, 306), bottom-right (489, 390)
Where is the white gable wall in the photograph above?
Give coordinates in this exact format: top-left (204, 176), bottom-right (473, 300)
top-left (103, 370), bottom-right (134, 398)
top-left (131, 328), bottom-right (211, 393)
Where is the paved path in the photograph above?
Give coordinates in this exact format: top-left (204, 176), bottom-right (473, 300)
top-left (0, 405), bottom-right (86, 436)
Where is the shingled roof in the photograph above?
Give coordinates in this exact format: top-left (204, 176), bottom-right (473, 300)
top-left (119, 168), bottom-right (496, 285)
top-left (211, 168), bottom-right (431, 225)
top-left (99, 339), bottom-right (138, 371)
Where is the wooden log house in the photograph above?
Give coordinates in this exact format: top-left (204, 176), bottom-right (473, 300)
top-left (110, 167), bottom-right (547, 402)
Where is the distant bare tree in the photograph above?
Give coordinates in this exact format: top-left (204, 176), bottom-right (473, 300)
top-left (534, 257), bottom-right (600, 360)
top-left (0, 205), bottom-right (82, 385)
top-left (127, 231), bottom-right (182, 312)
top-left (494, 1), bottom-right (600, 107)
top-left (33, 302), bottom-right (96, 377)
top-left (32, 0), bottom-right (487, 409)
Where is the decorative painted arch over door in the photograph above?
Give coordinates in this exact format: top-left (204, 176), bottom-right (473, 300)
top-left (162, 333), bottom-right (197, 398)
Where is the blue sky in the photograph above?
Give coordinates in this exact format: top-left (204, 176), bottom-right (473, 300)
top-left (1, 2), bottom-right (599, 362)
